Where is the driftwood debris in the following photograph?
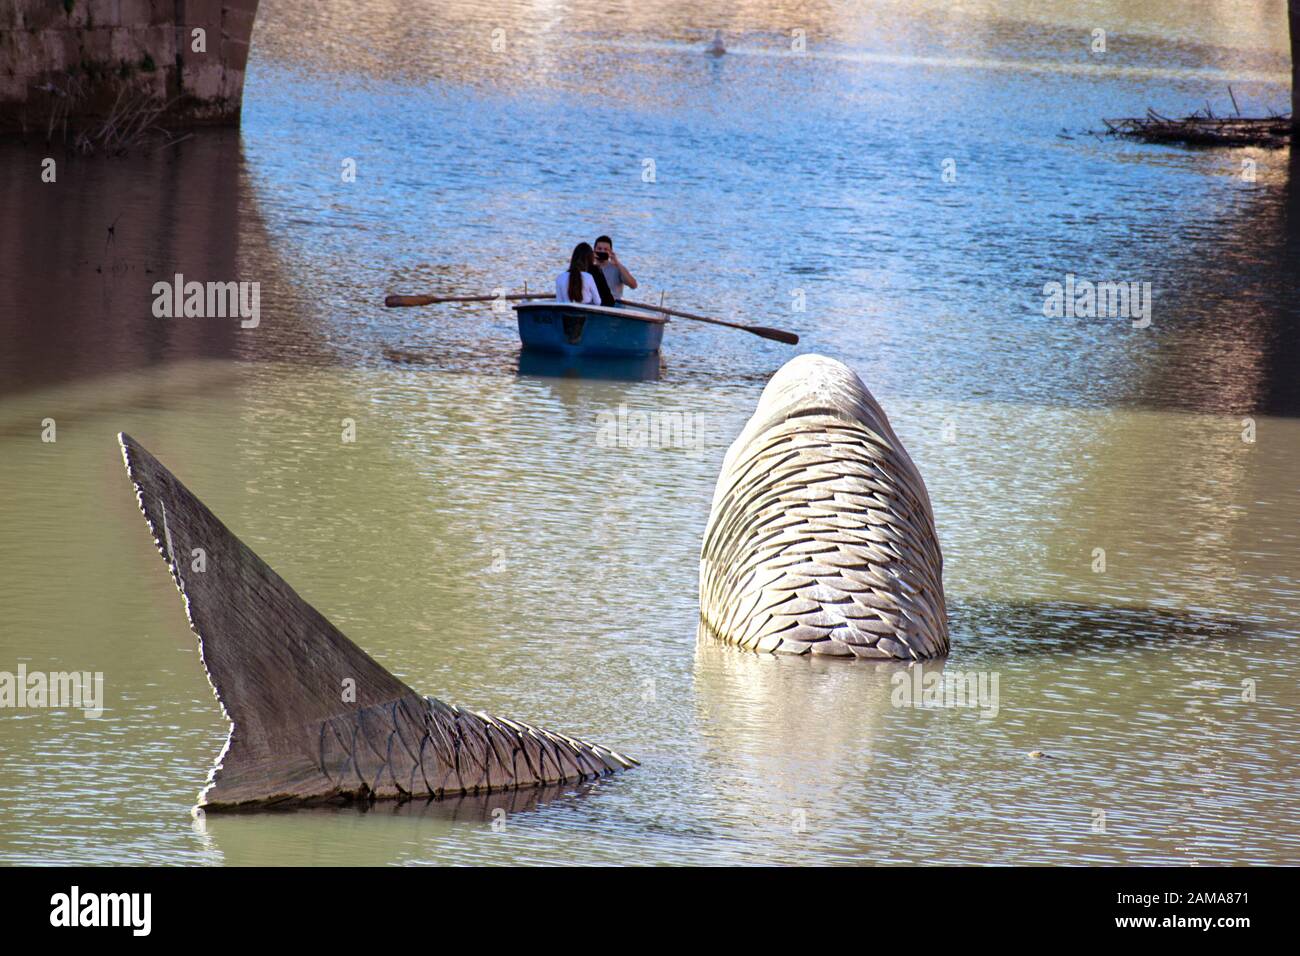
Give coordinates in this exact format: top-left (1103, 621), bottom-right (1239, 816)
top-left (1104, 94), bottom-right (1292, 149)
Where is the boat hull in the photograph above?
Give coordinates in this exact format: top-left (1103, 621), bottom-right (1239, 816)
top-left (515, 303), bottom-right (666, 357)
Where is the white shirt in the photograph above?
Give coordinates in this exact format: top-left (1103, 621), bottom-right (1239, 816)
top-left (555, 270), bottom-right (600, 304)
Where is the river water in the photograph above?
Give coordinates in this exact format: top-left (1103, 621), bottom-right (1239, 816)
top-left (1, 0), bottom-right (1297, 865)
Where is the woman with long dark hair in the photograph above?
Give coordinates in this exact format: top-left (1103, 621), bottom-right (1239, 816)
top-left (555, 242), bottom-right (602, 304)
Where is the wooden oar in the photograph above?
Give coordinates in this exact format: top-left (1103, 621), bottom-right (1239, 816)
top-left (620, 299), bottom-right (798, 345)
top-left (385, 292), bottom-right (555, 307)
top-left (383, 290), bottom-right (799, 346)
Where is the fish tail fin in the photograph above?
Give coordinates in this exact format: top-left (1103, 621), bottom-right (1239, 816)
top-left (119, 433), bottom-right (420, 808)
top-left (119, 434), bottom-right (636, 809)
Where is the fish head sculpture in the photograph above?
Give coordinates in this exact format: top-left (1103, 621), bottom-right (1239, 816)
top-left (699, 354), bottom-right (948, 660)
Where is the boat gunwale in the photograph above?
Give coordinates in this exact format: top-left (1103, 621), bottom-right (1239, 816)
top-left (512, 302), bottom-right (669, 325)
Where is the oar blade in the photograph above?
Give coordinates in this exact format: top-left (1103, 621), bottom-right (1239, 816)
top-left (384, 294), bottom-right (435, 307)
top-left (751, 326), bottom-right (800, 345)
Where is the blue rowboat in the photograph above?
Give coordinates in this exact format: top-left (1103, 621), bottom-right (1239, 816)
top-left (513, 302), bottom-right (666, 357)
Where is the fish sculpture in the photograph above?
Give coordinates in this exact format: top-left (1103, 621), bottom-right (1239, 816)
top-left (699, 355), bottom-right (948, 659)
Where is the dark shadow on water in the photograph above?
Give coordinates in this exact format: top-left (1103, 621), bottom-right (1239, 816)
top-left (382, 346), bottom-right (664, 382)
top-left (0, 131), bottom-right (332, 400)
top-left (194, 778), bottom-right (617, 864)
top-left (1135, 144), bottom-right (1300, 418)
top-left (947, 598), bottom-right (1262, 658)
top-left (1270, 146), bottom-right (1300, 417)
top-left (517, 349), bottom-right (663, 382)
top-left (203, 777), bottom-right (605, 822)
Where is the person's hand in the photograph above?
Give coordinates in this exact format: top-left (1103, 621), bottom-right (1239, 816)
top-left (608, 250), bottom-right (621, 266)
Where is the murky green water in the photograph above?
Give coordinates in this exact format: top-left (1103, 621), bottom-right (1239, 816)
top-left (1, 0), bottom-right (1297, 865)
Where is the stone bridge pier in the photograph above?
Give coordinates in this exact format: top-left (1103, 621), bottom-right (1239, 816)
top-left (0, 0), bottom-right (260, 134)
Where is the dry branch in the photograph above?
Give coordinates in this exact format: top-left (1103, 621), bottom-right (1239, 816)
top-left (1104, 99), bottom-right (1291, 148)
